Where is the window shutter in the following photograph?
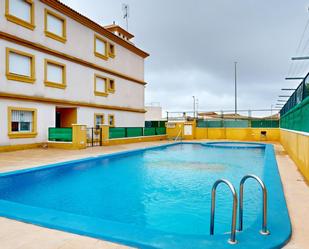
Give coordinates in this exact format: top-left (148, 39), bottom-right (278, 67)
top-left (9, 52), bottom-right (31, 77)
top-left (12, 110), bottom-right (33, 122)
top-left (47, 63), bottom-right (63, 83)
top-left (47, 14), bottom-right (63, 37)
top-left (96, 77), bottom-right (106, 92)
top-left (9, 0), bottom-right (31, 23)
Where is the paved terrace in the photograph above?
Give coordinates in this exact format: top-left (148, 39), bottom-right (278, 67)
top-left (0, 141), bottom-right (308, 249)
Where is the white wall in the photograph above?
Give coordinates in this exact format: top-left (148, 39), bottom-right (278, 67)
top-left (77, 107), bottom-right (145, 127)
top-left (0, 0), bottom-right (145, 80)
top-left (0, 99), bottom-right (55, 146)
top-left (0, 99), bottom-right (145, 146)
top-left (145, 106), bottom-right (163, 121)
top-left (0, 0), bottom-right (147, 147)
top-left (0, 39), bottom-right (145, 110)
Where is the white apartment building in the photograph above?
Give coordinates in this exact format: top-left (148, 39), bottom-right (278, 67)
top-left (145, 104), bottom-right (164, 121)
top-left (0, 0), bottom-right (149, 149)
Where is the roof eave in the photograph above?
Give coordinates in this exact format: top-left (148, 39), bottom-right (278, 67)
top-left (41, 0), bottom-right (149, 58)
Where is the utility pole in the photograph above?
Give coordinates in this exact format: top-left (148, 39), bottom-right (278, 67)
top-left (192, 96), bottom-right (196, 119)
top-left (196, 98), bottom-right (199, 118)
top-left (234, 62), bottom-right (238, 117)
top-left (270, 104), bottom-right (273, 127)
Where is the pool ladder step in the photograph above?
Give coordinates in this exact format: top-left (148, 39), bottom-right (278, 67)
top-left (210, 175), bottom-right (270, 244)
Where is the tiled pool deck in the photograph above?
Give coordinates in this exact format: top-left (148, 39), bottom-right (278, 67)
top-left (0, 140), bottom-right (308, 249)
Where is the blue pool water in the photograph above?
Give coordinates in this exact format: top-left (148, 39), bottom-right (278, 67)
top-left (0, 143), bottom-right (291, 249)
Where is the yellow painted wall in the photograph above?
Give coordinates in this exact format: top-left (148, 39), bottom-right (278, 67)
top-left (100, 125), bottom-right (110, 145)
top-left (47, 142), bottom-right (75, 150)
top-left (166, 121), bottom-right (196, 140)
top-left (195, 127), bottom-right (207, 139)
top-left (0, 143), bottom-right (42, 152)
top-left (72, 124), bottom-right (87, 149)
top-left (280, 129), bottom-right (309, 182)
top-left (167, 122), bottom-right (280, 141)
top-left (166, 123), bottom-right (184, 139)
top-left (207, 128), bottom-right (226, 139)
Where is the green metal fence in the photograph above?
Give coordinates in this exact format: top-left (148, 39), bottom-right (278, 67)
top-left (280, 96), bottom-right (309, 133)
top-left (155, 127), bottom-right (166, 135)
top-left (109, 128), bottom-right (126, 139)
top-left (251, 120), bottom-right (279, 128)
top-left (197, 119), bottom-right (279, 128)
top-left (126, 127), bottom-right (143, 137)
top-left (48, 128), bottom-right (72, 142)
top-left (109, 127), bottom-right (166, 139)
top-left (224, 120), bottom-right (249, 127)
top-left (280, 73), bottom-right (309, 116)
top-left (144, 127), bottom-right (156, 136)
top-left (145, 121), bottom-right (166, 128)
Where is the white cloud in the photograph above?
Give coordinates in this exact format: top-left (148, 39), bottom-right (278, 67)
top-left (60, 0), bottom-right (308, 114)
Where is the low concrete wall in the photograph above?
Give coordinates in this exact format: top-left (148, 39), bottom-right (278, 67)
top-left (47, 142), bottom-right (77, 150)
top-left (166, 121), bottom-right (196, 140)
top-left (47, 124), bottom-right (87, 150)
top-left (280, 129), bottom-right (309, 182)
top-left (0, 143), bottom-right (43, 152)
top-left (166, 121), bottom-right (280, 142)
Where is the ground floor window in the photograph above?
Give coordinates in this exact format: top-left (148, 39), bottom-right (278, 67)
top-left (94, 114), bottom-right (104, 128)
top-left (108, 114), bottom-right (115, 127)
top-left (8, 107), bottom-right (37, 138)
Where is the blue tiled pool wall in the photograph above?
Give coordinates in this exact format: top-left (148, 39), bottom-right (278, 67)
top-left (0, 142), bottom-right (291, 249)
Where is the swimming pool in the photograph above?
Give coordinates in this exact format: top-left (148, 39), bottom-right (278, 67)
top-left (0, 142), bottom-right (291, 248)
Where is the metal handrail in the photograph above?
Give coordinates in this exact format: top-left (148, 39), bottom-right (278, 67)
top-left (210, 179), bottom-right (238, 244)
top-left (174, 128), bottom-right (182, 142)
top-left (238, 175), bottom-right (270, 235)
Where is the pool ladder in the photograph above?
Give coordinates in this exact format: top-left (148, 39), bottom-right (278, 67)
top-left (174, 129), bottom-right (182, 142)
top-left (210, 175), bottom-right (270, 244)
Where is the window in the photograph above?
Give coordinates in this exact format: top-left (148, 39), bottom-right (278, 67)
top-left (8, 107), bottom-right (37, 138)
top-left (108, 78), bottom-right (115, 93)
top-left (6, 47), bottom-right (35, 83)
top-left (94, 114), bottom-right (104, 128)
top-left (5, 0), bottom-right (35, 30)
top-left (108, 43), bottom-right (115, 58)
top-left (108, 114), bottom-right (115, 127)
top-left (94, 74), bottom-right (108, 97)
top-left (44, 59), bottom-right (66, 89)
top-left (94, 34), bottom-right (108, 60)
top-left (45, 9), bottom-right (67, 43)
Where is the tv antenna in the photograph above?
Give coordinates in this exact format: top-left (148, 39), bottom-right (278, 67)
top-left (122, 3), bottom-right (129, 31)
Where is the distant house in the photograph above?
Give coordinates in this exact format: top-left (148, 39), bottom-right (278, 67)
top-left (145, 103), bottom-right (164, 121)
top-left (198, 112), bottom-right (279, 120)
